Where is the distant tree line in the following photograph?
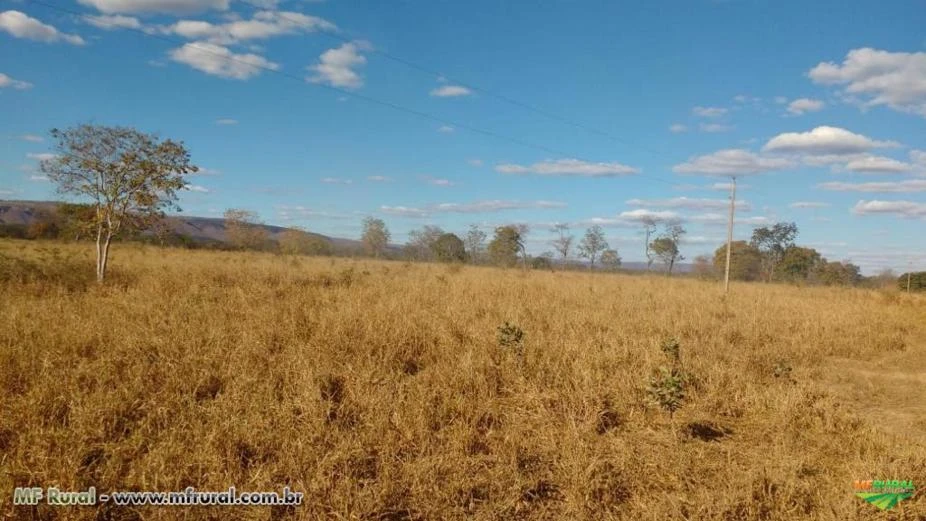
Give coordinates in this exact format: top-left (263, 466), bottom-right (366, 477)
top-left (690, 221), bottom-right (891, 288)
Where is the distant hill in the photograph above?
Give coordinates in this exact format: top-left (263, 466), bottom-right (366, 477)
top-left (0, 200), bottom-right (366, 251)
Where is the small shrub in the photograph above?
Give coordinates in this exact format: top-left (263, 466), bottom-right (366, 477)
top-left (496, 322), bottom-right (525, 357)
top-left (646, 366), bottom-right (686, 418)
top-left (660, 337), bottom-right (681, 364)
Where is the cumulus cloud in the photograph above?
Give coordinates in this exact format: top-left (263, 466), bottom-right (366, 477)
top-left (496, 158), bottom-right (638, 177)
top-left (820, 180), bottom-right (926, 193)
top-left (77, 0), bottom-right (229, 15)
top-left (437, 125), bottom-right (454, 133)
top-left (617, 209), bottom-right (682, 223)
top-left (430, 85), bottom-right (472, 97)
top-left (0, 72), bottom-right (32, 90)
top-left (184, 184), bottom-right (210, 193)
top-left (467, 159), bottom-right (483, 167)
top-left (83, 14), bottom-right (141, 30)
top-left (626, 197), bottom-right (749, 211)
top-left (307, 41), bottom-right (369, 90)
top-left (692, 106), bottom-right (727, 118)
top-left (320, 177), bottom-right (352, 184)
top-left (844, 155), bottom-right (912, 173)
top-left (786, 98), bottom-right (824, 115)
top-left (699, 123), bottom-right (733, 133)
top-left (161, 11), bottom-right (335, 45)
top-left (762, 126), bottom-right (899, 155)
top-left (19, 134), bottom-right (43, 142)
top-left (789, 201), bottom-right (831, 208)
top-left (669, 123), bottom-right (687, 133)
top-left (366, 175), bottom-right (392, 182)
top-left (0, 10), bottom-right (85, 45)
top-left (169, 42), bottom-right (279, 79)
top-left (852, 199), bottom-right (926, 219)
top-left (424, 177), bottom-right (454, 186)
top-left (672, 149), bottom-right (793, 176)
top-left (215, 118), bottom-right (237, 125)
top-left (809, 48), bottom-right (926, 117)
top-left (381, 200), bottom-right (566, 218)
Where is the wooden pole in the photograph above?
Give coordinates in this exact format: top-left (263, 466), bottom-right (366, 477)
top-left (724, 176), bottom-right (737, 294)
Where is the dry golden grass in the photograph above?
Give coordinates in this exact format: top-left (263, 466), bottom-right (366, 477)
top-left (1, 239), bottom-right (924, 520)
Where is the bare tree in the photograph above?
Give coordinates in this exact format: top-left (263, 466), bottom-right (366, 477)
top-left (641, 216), bottom-right (657, 271)
top-left (464, 224), bottom-right (487, 264)
top-left (549, 223), bottom-right (574, 267)
top-left (224, 209), bottom-right (267, 250)
top-left (405, 225), bottom-right (444, 261)
top-left (578, 225), bottom-right (608, 269)
top-left (41, 124), bottom-right (197, 281)
top-left (361, 216), bottom-right (390, 258)
top-left (650, 224), bottom-right (686, 275)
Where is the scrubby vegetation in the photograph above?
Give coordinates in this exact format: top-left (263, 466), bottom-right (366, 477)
top-left (1, 239), bottom-right (924, 520)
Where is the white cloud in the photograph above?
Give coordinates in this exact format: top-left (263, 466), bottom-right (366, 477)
top-left (366, 175), bottom-right (392, 182)
top-left (437, 125), bottom-right (454, 133)
top-left (19, 134), bottom-right (43, 142)
top-left (77, 0), bottom-right (228, 15)
top-left (690, 213), bottom-right (773, 226)
top-left (617, 209), bottom-right (682, 223)
top-left (26, 152), bottom-right (56, 161)
top-left (669, 123), bottom-right (687, 133)
top-left (215, 118), bottom-right (237, 125)
top-left (185, 184), bottom-right (209, 193)
top-left (911, 149), bottom-right (926, 169)
top-left (496, 158), bottom-right (638, 177)
top-left (29, 175), bottom-right (49, 182)
top-left (699, 122), bottom-right (733, 133)
top-left (692, 106), bottom-right (727, 118)
top-left (786, 98), bottom-right (824, 115)
top-left (380, 206), bottom-right (429, 218)
top-left (673, 149), bottom-right (793, 176)
top-left (808, 48), bottom-right (926, 117)
top-left (430, 85), bottom-right (472, 97)
top-left (789, 201), bottom-right (831, 208)
top-left (425, 177), bottom-right (454, 186)
top-left (820, 180), bottom-right (926, 193)
top-left (844, 155), bottom-right (912, 173)
top-left (774, 96), bottom-right (788, 104)
top-left (162, 11), bottom-right (335, 45)
top-left (307, 41), bottom-right (369, 90)
top-left (169, 42), bottom-right (279, 80)
top-left (0, 72), bottom-right (32, 90)
top-left (320, 177), bottom-right (352, 184)
top-left (381, 200), bottom-right (566, 218)
top-left (83, 14), bottom-right (141, 30)
top-left (762, 126), bottom-right (899, 155)
top-left (626, 197), bottom-right (748, 211)
top-left (467, 159), bottom-right (483, 167)
top-left (0, 10), bottom-right (85, 45)
top-left (276, 205), bottom-right (349, 221)
top-left (852, 200), bottom-right (926, 219)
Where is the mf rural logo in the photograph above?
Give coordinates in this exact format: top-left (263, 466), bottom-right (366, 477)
top-left (853, 479), bottom-right (915, 511)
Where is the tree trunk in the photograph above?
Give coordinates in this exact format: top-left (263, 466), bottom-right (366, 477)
top-left (95, 226), bottom-right (104, 282)
top-left (100, 233), bottom-right (113, 281)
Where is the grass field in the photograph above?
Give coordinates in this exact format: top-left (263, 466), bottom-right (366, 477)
top-left (1, 239), bottom-right (924, 520)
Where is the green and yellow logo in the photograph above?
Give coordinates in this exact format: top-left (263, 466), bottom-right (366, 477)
top-left (853, 479), bottom-right (915, 511)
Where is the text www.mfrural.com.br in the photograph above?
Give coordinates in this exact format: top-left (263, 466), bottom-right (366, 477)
top-left (13, 486), bottom-right (302, 506)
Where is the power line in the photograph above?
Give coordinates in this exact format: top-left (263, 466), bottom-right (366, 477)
top-left (26, 0), bottom-right (787, 215)
top-left (28, 0), bottom-right (689, 189)
top-left (235, 0), bottom-right (690, 164)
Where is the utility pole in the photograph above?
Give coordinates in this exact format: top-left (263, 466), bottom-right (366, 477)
top-left (723, 176), bottom-right (737, 294)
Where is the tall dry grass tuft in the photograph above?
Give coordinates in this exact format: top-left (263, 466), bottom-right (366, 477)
top-left (1, 239), bottom-right (924, 520)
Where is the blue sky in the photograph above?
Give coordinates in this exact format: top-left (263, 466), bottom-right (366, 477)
top-left (1, 0), bottom-right (925, 272)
